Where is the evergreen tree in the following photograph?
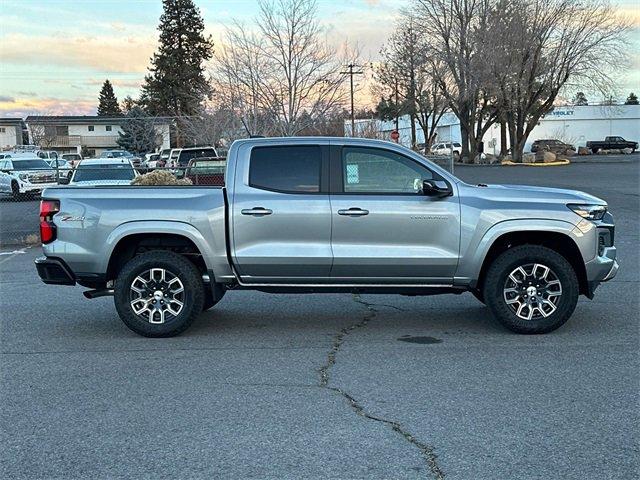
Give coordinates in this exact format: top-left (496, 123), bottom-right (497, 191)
top-left (572, 91), bottom-right (588, 106)
top-left (140, 0), bottom-right (213, 117)
top-left (625, 92), bottom-right (639, 105)
top-left (97, 79), bottom-right (122, 116)
top-left (117, 107), bottom-right (159, 154)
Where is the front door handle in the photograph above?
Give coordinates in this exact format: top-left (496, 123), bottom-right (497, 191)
top-left (241, 207), bottom-right (273, 216)
top-left (338, 207), bottom-right (369, 216)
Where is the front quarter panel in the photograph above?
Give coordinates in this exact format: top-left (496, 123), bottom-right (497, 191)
top-left (455, 183), bottom-right (596, 284)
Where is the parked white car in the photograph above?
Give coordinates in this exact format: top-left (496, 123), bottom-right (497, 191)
top-left (143, 152), bottom-right (161, 170)
top-left (0, 157), bottom-right (57, 198)
top-left (65, 158), bottom-right (138, 186)
top-left (61, 153), bottom-right (83, 167)
top-left (47, 158), bottom-right (74, 179)
top-left (430, 142), bottom-right (462, 159)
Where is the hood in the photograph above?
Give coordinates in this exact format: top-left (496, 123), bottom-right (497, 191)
top-left (470, 183), bottom-right (606, 205)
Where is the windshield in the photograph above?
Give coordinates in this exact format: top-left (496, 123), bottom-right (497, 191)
top-left (12, 159), bottom-right (52, 170)
top-left (188, 160), bottom-right (226, 174)
top-left (102, 151), bottom-right (131, 158)
top-left (63, 154), bottom-right (81, 160)
top-left (73, 163), bottom-right (135, 182)
top-left (178, 148), bottom-right (217, 166)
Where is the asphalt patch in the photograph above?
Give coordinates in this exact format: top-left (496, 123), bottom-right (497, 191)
top-left (397, 335), bottom-right (442, 344)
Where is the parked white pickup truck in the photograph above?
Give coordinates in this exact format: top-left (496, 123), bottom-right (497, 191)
top-left (35, 137), bottom-right (617, 337)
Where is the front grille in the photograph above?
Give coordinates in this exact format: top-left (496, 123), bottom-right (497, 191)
top-left (29, 175), bottom-right (54, 184)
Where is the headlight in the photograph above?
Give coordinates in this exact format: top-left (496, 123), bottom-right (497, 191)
top-left (18, 173), bottom-right (30, 182)
top-left (567, 203), bottom-right (607, 221)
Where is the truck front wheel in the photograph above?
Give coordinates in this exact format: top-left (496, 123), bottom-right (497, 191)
top-left (483, 245), bottom-right (579, 334)
top-left (114, 251), bottom-right (204, 337)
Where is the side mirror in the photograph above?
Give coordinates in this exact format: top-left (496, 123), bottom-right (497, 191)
top-left (423, 179), bottom-right (452, 198)
top-left (58, 176), bottom-right (70, 185)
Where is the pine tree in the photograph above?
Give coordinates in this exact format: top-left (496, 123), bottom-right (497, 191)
top-left (97, 79), bottom-right (122, 116)
top-left (117, 107), bottom-right (159, 154)
top-left (572, 91), bottom-right (588, 106)
top-left (625, 92), bottom-right (639, 105)
top-left (140, 0), bottom-right (213, 117)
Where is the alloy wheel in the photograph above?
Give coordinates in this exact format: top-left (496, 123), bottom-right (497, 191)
top-left (129, 268), bottom-right (185, 324)
top-left (503, 263), bottom-right (563, 320)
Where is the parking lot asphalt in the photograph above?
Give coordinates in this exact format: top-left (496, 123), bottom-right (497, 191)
top-left (1, 161), bottom-right (638, 479)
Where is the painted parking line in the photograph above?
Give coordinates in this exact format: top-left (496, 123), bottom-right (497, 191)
top-left (0, 247), bottom-right (30, 265)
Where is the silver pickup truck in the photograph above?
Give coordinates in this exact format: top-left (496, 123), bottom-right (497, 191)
top-left (35, 137), bottom-right (618, 337)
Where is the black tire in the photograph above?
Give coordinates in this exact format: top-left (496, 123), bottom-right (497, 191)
top-left (483, 245), bottom-right (579, 334)
top-left (11, 181), bottom-right (21, 200)
top-left (453, 151), bottom-right (460, 161)
top-left (114, 250), bottom-right (204, 337)
top-left (203, 286), bottom-right (225, 311)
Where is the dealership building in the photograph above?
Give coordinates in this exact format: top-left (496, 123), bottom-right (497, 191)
top-left (348, 104), bottom-right (640, 154)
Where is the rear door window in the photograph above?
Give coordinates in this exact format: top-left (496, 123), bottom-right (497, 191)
top-left (249, 146), bottom-right (321, 193)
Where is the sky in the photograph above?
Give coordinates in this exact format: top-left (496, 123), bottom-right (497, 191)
top-left (0, 0), bottom-right (638, 118)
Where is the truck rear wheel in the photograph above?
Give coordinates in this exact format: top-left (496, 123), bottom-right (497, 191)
top-left (483, 245), bottom-right (579, 334)
top-left (114, 251), bottom-right (204, 337)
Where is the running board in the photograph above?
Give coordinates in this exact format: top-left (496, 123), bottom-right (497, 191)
top-left (83, 288), bottom-right (114, 299)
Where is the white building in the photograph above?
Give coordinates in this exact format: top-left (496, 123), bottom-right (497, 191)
top-left (346, 105), bottom-right (640, 154)
top-left (0, 118), bottom-right (25, 150)
top-left (25, 115), bottom-right (172, 157)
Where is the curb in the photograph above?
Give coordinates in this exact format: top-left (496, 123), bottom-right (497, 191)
top-left (501, 159), bottom-right (571, 167)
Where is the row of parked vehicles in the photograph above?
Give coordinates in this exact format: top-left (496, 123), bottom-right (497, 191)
top-left (0, 146), bottom-right (225, 199)
top-left (420, 136), bottom-right (637, 158)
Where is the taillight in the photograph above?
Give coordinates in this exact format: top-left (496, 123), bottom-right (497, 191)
top-left (40, 199), bottom-right (60, 244)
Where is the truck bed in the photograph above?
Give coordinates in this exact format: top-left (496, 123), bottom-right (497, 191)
top-left (41, 185), bottom-right (231, 283)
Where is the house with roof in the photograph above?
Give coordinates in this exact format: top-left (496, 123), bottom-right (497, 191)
top-left (0, 118), bottom-right (25, 150)
top-left (25, 116), bottom-right (171, 157)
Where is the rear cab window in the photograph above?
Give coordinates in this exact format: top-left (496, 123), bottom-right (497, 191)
top-left (178, 148), bottom-right (218, 166)
top-left (249, 145), bottom-right (322, 193)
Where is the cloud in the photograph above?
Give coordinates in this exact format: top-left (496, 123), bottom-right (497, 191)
top-left (0, 96), bottom-right (96, 117)
top-left (0, 33), bottom-right (157, 74)
top-left (0, 95), bottom-right (16, 103)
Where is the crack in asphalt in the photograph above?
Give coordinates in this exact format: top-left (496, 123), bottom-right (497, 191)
top-left (318, 294), bottom-right (445, 479)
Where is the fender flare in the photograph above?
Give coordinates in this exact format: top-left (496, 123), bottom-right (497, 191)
top-left (457, 218), bottom-right (583, 285)
top-left (100, 220), bottom-right (214, 274)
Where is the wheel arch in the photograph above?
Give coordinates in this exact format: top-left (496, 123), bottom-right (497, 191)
top-left (474, 230), bottom-right (589, 298)
top-left (103, 222), bottom-right (213, 281)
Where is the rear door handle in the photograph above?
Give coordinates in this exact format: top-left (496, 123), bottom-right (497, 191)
top-left (241, 207), bottom-right (273, 216)
top-left (338, 208), bottom-right (369, 216)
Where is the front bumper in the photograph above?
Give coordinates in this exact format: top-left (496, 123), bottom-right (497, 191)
top-left (19, 181), bottom-right (58, 194)
top-left (585, 245), bottom-right (618, 297)
top-left (35, 256), bottom-right (76, 285)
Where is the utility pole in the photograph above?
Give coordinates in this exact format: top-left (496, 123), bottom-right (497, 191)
top-left (340, 63), bottom-right (364, 136)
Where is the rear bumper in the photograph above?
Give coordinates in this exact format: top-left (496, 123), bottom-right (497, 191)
top-left (35, 256), bottom-right (76, 285)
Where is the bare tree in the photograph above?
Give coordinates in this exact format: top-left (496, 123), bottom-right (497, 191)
top-left (213, 0), bottom-right (356, 137)
top-left (27, 116), bottom-right (58, 149)
top-left (212, 21), bottom-right (275, 137)
top-left (257, 0), bottom-right (354, 135)
top-left (491, 0), bottom-right (629, 161)
top-left (415, 0), bottom-right (499, 161)
top-left (375, 15), bottom-right (449, 150)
